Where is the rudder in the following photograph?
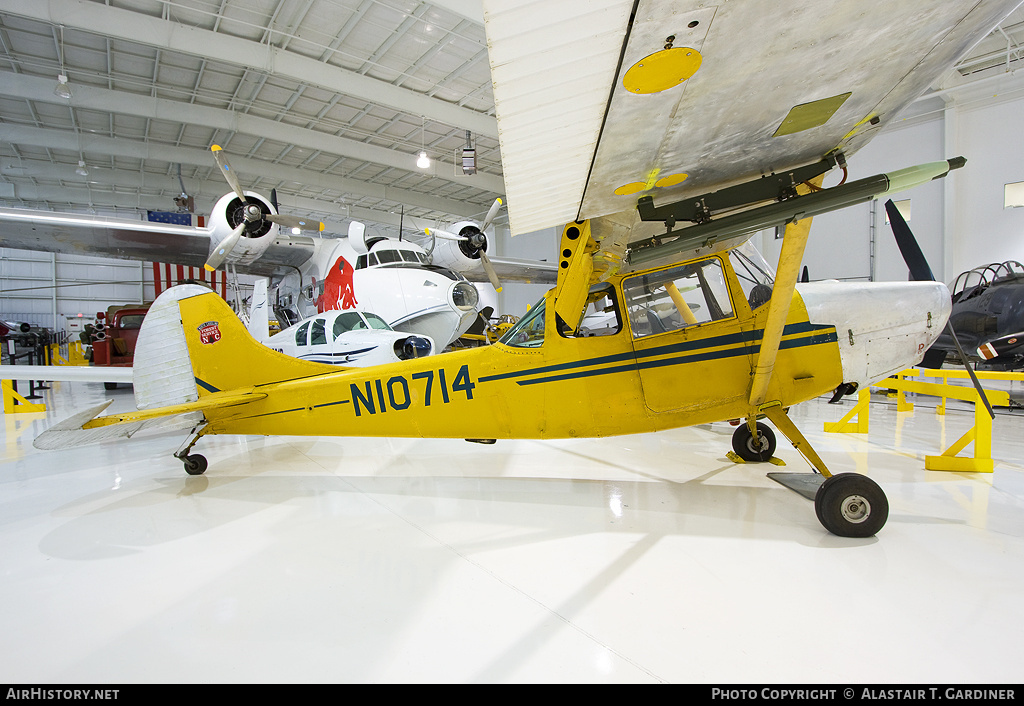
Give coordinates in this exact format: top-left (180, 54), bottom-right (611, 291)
top-left (134, 285), bottom-right (343, 404)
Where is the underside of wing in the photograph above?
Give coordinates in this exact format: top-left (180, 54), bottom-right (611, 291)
top-left (485, 0), bottom-right (1018, 237)
top-left (464, 255), bottom-right (558, 284)
top-left (0, 207), bottom-right (316, 277)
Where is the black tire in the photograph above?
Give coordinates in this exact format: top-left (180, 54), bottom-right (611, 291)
top-left (814, 473), bottom-right (888, 538)
top-left (183, 454), bottom-right (208, 476)
top-left (732, 422), bottom-right (776, 462)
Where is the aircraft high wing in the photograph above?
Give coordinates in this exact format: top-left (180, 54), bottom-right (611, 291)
top-left (487, 0), bottom-right (1016, 241)
top-left (30, 0), bottom-right (1023, 539)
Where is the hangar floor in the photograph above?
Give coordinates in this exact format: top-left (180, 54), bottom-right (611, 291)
top-left (2, 378), bottom-right (1023, 684)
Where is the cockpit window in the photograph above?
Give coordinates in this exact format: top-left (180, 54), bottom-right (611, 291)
top-left (559, 282), bottom-right (622, 338)
top-left (295, 321), bottom-right (310, 346)
top-left (364, 313), bottom-right (391, 330)
top-left (333, 312), bottom-right (366, 337)
top-left (376, 250), bottom-right (400, 264)
top-left (499, 298), bottom-right (546, 348)
top-left (624, 257), bottom-right (734, 338)
top-left (729, 242), bottom-right (775, 310)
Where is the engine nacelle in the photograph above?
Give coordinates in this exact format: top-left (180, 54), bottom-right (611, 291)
top-left (205, 191), bottom-right (280, 266)
top-left (429, 220), bottom-right (487, 275)
top-left (394, 335), bottom-right (433, 360)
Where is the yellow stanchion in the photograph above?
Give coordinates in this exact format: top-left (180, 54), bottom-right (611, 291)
top-left (823, 368), bottom-right (1013, 473)
top-left (823, 387), bottom-right (870, 433)
top-left (1, 379), bottom-right (45, 414)
top-left (49, 341), bottom-right (88, 366)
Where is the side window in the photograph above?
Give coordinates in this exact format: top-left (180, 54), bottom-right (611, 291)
top-left (560, 283), bottom-right (622, 338)
top-left (295, 321), bottom-right (310, 346)
top-left (624, 257), bottom-right (735, 338)
top-left (356, 254), bottom-right (368, 269)
top-left (310, 318), bottom-right (327, 345)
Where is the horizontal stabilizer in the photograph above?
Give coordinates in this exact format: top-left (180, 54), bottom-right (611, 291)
top-left (33, 389), bottom-right (267, 450)
top-left (32, 400), bottom-right (196, 450)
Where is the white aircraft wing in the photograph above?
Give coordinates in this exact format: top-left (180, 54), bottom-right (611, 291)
top-left (464, 255), bottom-right (558, 285)
top-left (0, 206), bottom-right (316, 277)
top-left (485, 0), bottom-right (1018, 237)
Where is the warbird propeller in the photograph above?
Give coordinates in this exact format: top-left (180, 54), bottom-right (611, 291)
top-left (31, 0), bottom-right (1021, 538)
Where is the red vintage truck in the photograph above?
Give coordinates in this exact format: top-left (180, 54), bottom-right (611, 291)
top-left (91, 304), bottom-right (151, 388)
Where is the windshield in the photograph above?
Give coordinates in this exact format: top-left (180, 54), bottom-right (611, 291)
top-left (364, 313), bottom-right (392, 330)
top-left (498, 298), bottom-right (546, 348)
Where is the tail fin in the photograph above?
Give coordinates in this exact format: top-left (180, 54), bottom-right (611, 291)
top-left (134, 285), bottom-right (340, 403)
top-left (247, 278), bottom-right (270, 342)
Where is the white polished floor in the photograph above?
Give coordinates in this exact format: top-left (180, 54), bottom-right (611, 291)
top-left (2, 379), bottom-right (1023, 684)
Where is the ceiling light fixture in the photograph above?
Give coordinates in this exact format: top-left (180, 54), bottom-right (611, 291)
top-left (416, 116), bottom-right (430, 169)
top-left (75, 160), bottom-right (88, 176)
top-left (54, 26), bottom-right (71, 100)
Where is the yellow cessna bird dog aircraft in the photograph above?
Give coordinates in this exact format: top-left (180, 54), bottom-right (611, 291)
top-left (32, 0), bottom-right (1021, 538)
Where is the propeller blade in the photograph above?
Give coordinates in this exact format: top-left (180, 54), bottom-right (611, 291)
top-left (885, 200), bottom-right (934, 282)
top-left (424, 227), bottom-right (464, 241)
top-left (978, 331), bottom-right (1024, 361)
top-left (479, 249), bottom-right (503, 293)
top-left (210, 145), bottom-right (247, 203)
top-left (266, 214), bottom-right (324, 232)
top-left (270, 187), bottom-right (279, 212)
top-left (800, 265), bottom-right (809, 283)
top-left (885, 199), bottom-right (994, 418)
top-left (204, 222), bottom-right (245, 272)
top-left (480, 198), bottom-right (503, 231)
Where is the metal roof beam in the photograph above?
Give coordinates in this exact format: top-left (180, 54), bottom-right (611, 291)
top-left (2, 0), bottom-right (498, 138)
top-left (0, 71), bottom-right (505, 195)
top-left (0, 123), bottom-right (483, 219)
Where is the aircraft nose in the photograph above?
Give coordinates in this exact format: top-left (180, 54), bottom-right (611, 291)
top-left (798, 280), bottom-right (951, 388)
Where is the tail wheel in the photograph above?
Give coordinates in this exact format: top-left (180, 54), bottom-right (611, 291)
top-left (183, 454), bottom-right (208, 476)
top-left (814, 473), bottom-right (888, 537)
top-left (732, 422), bottom-right (776, 462)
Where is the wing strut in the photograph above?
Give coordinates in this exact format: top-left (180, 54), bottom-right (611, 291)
top-left (748, 177), bottom-right (823, 410)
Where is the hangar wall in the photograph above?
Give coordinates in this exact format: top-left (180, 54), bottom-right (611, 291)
top-left (762, 83), bottom-right (1024, 286)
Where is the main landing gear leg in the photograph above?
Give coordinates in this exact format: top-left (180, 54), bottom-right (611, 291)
top-left (174, 424), bottom-right (209, 476)
top-left (761, 406), bottom-right (889, 538)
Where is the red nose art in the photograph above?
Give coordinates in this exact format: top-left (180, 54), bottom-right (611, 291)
top-left (317, 257), bottom-right (358, 313)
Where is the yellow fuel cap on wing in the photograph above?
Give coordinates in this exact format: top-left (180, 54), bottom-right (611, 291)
top-left (623, 47), bottom-right (702, 94)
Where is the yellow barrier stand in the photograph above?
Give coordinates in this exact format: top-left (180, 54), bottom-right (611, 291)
top-left (822, 368), bottom-right (1014, 473)
top-left (877, 372), bottom-right (1009, 473)
top-left (1, 379), bottom-right (45, 414)
top-left (823, 387), bottom-right (870, 433)
top-left (48, 343), bottom-right (69, 366)
top-left (55, 341), bottom-right (89, 366)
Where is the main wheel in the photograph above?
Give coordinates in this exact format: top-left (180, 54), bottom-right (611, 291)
top-left (183, 454), bottom-right (208, 476)
top-left (732, 422), bottom-right (776, 462)
top-left (814, 473), bottom-right (888, 537)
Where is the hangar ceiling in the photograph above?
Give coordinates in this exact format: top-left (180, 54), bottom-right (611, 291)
top-left (0, 0), bottom-right (1022, 239)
